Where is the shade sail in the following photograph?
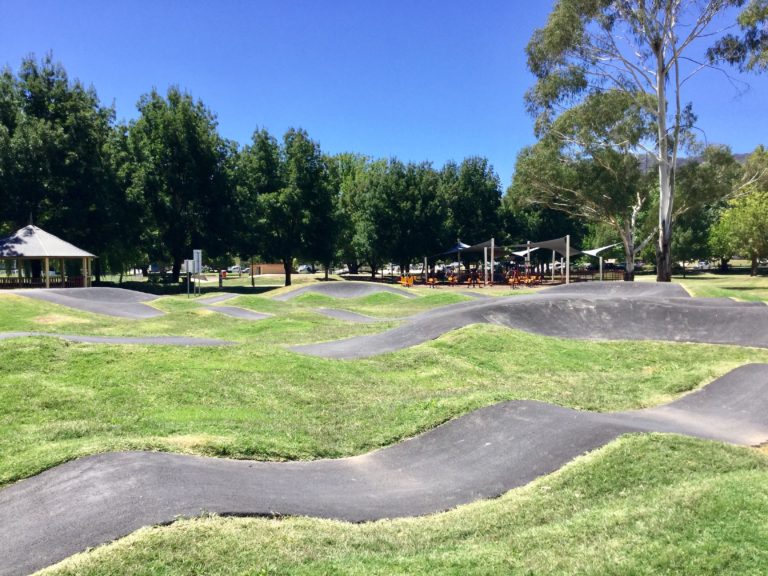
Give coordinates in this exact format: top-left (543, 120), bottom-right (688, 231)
top-left (581, 243), bottom-right (621, 257)
top-left (511, 236), bottom-right (581, 257)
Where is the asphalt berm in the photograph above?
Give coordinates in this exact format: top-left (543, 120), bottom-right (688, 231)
top-left (1, 364), bottom-right (767, 575)
top-left (292, 282), bottom-right (768, 358)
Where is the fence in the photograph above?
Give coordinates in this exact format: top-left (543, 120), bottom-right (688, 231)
top-left (0, 276), bottom-right (86, 289)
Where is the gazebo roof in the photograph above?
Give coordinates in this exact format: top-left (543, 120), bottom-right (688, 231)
top-left (0, 225), bottom-right (95, 258)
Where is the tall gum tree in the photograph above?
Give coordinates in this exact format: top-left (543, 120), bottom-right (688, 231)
top-left (526, 0), bottom-right (749, 281)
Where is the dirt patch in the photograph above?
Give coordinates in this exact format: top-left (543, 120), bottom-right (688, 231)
top-left (34, 314), bottom-right (89, 325)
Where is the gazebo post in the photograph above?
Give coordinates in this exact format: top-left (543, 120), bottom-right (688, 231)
top-left (44, 257), bottom-right (50, 289)
top-left (60, 258), bottom-right (66, 287)
top-left (17, 259), bottom-right (23, 287)
top-left (82, 257), bottom-right (87, 288)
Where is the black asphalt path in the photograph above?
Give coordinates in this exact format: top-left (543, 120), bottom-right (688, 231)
top-left (292, 282), bottom-right (768, 358)
top-left (273, 281), bottom-right (418, 301)
top-left (11, 288), bottom-right (164, 319)
top-left (1, 364), bottom-right (767, 575)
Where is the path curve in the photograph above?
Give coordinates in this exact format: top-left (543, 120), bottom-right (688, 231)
top-left (0, 332), bottom-right (233, 347)
top-left (292, 282), bottom-right (768, 358)
top-left (9, 287), bottom-right (165, 319)
top-left (273, 281), bottom-right (417, 301)
top-left (1, 364), bottom-right (767, 575)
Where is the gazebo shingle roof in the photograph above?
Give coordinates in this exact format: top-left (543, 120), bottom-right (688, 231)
top-left (0, 225), bottom-right (95, 258)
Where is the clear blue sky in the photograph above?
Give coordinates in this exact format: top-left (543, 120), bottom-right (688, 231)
top-left (1, 0), bottom-right (766, 189)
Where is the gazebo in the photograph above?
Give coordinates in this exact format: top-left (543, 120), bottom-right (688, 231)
top-left (0, 225), bottom-right (95, 289)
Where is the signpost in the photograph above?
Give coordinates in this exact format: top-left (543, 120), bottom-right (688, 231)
top-left (192, 249), bottom-right (202, 296)
top-left (185, 259), bottom-right (194, 298)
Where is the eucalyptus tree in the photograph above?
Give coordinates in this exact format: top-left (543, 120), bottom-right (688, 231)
top-left (128, 87), bottom-right (234, 281)
top-left (526, 0), bottom-right (751, 281)
top-left (710, 0), bottom-right (768, 71)
top-left (512, 90), bottom-right (656, 280)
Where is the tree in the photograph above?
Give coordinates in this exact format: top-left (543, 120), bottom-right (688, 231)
top-left (0, 54), bottom-right (129, 280)
top-left (672, 146), bottom-right (742, 270)
top-left (526, 0), bottom-right (748, 281)
top-left (257, 128), bottom-right (332, 286)
top-left (331, 153), bottom-right (370, 274)
top-left (711, 188), bottom-right (768, 275)
top-left (709, 146), bottom-right (768, 275)
top-left (513, 144), bottom-right (652, 280)
top-left (709, 0), bottom-right (768, 72)
top-left (439, 157), bottom-right (501, 247)
top-left (127, 87), bottom-right (233, 281)
top-left (233, 129), bottom-right (283, 264)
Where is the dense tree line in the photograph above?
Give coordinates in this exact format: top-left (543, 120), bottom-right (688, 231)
top-left (0, 56), bottom-right (541, 286)
top-left (2, 56), bottom-right (763, 285)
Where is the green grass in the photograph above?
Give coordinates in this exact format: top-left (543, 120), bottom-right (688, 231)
top-left (2, 290), bottom-right (767, 487)
top-left (41, 435), bottom-right (768, 576)
top-left (2, 279), bottom-right (767, 574)
top-left (675, 273), bottom-right (768, 302)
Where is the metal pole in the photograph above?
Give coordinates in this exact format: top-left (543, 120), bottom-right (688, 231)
top-left (483, 247), bottom-right (488, 286)
top-left (424, 256), bottom-right (428, 284)
top-left (566, 235), bottom-right (570, 285)
top-left (551, 251), bottom-right (555, 281)
top-left (526, 241), bottom-right (531, 275)
top-left (600, 256), bottom-right (604, 281)
top-left (490, 237), bottom-right (495, 285)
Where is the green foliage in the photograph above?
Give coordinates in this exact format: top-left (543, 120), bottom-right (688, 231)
top-left (438, 157), bottom-right (501, 244)
top-left (127, 87), bottom-right (235, 280)
top-left (0, 54), bottom-right (134, 276)
top-left (709, 0), bottom-right (768, 72)
top-left (525, 0), bottom-right (747, 280)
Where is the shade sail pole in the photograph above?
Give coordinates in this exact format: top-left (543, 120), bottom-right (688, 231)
top-left (552, 250), bottom-right (555, 282)
top-left (483, 247), bottom-right (488, 286)
top-left (566, 235), bottom-right (570, 285)
top-left (490, 237), bottom-right (495, 285)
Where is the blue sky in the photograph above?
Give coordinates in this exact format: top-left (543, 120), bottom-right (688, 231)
top-left (1, 0), bottom-right (766, 189)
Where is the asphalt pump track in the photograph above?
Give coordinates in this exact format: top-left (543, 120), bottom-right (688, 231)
top-left (11, 287), bottom-right (165, 319)
top-left (292, 282), bottom-right (768, 358)
top-left (1, 363), bottom-right (768, 575)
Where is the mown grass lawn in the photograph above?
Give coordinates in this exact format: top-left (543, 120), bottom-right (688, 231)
top-left (2, 288), bottom-right (767, 487)
top-left (675, 273), bottom-right (768, 302)
top-left (1, 279), bottom-right (767, 575)
top-left (41, 435), bottom-right (768, 576)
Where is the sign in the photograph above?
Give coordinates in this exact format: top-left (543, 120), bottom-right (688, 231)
top-left (193, 249), bottom-right (202, 274)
